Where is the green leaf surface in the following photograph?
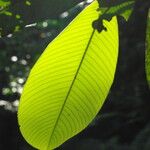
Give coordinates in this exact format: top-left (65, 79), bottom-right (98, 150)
top-left (18, 1), bottom-right (118, 149)
top-left (146, 9), bottom-right (150, 88)
top-left (0, 0), bottom-right (10, 7)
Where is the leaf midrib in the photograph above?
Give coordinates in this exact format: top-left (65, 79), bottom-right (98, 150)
top-left (46, 29), bottom-right (95, 149)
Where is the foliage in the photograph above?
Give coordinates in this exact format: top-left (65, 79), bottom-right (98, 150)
top-left (0, 0), bottom-right (80, 36)
top-left (98, 0), bottom-right (135, 20)
top-left (145, 9), bottom-right (150, 88)
top-left (93, 0), bottom-right (135, 32)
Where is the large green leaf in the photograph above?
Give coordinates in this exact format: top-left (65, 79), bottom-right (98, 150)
top-left (146, 9), bottom-right (150, 88)
top-left (18, 1), bottom-right (118, 149)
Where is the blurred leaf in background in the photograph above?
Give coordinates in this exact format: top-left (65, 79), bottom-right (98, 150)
top-left (0, 0), bottom-right (82, 36)
top-left (0, 0), bottom-right (87, 149)
top-left (145, 9), bottom-right (150, 88)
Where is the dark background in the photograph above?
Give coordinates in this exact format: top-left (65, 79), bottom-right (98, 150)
top-left (0, 0), bottom-right (150, 149)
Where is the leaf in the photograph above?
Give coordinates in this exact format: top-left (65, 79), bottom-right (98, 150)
top-left (25, 0), bottom-right (31, 6)
top-left (98, 0), bottom-right (135, 21)
top-left (18, 1), bottom-right (118, 150)
top-left (0, 0), bottom-right (81, 36)
top-left (0, 0), bottom-right (10, 7)
top-left (93, 0), bottom-right (135, 33)
top-left (145, 9), bottom-right (150, 88)
top-left (3, 11), bottom-right (12, 16)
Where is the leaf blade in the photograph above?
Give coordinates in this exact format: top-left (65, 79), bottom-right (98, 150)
top-left (18, 1), bottom-right (118, 149)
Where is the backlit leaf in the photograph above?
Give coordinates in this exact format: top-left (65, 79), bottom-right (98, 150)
top-left (18, 1), bottom-right (118, 149)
